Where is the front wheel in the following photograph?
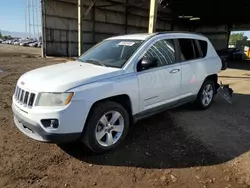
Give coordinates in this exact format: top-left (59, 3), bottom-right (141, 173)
top-left (196, 80), bottom-right (215, 110)
top-left (82, 101), bottom-right (130, 153)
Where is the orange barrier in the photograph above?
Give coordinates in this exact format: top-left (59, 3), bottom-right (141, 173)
top-left (247, 50), bottom-right (250, 58)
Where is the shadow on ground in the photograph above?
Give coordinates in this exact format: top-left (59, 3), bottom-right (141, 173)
top-left (60, 92), bottom-right (250, 169)
top-left (60, 110), bottom-right (221, 169)
top-left (227, 60), bottom-right (250, 71)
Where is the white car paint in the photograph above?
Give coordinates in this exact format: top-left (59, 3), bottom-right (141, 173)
top-left (136, 62), bottom-right (182, 111)
top-left (12, 32), bottom-right (222, 142)
top-left (19, 62), bottom-right (123, 92)
top-left (108, 33), bottom-right (152, 40)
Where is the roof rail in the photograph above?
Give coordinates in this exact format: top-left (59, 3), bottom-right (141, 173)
top-left (155, 31), bottom-right (204, 36)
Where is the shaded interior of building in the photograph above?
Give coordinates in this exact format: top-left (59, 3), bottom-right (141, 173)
top-left (42, 0), bottom-right (250, 57)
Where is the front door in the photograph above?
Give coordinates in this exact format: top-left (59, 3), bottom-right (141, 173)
top-left (136, 39), bottom-right (181, 111)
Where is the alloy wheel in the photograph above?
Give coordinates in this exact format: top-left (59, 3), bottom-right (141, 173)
top-left (201, 83), bottom-right (214, 106)
top-left (95, 111), bottom-right (124, 147)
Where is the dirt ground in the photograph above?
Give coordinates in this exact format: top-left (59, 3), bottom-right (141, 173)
top-left (0, 44), bottom-right (250, 188)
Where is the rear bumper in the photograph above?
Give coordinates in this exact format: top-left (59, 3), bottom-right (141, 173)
top-left (12, 104), bottom-right (81, 143)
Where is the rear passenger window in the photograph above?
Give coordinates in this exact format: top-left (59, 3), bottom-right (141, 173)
top-left (198, 40), bottom-right (208, 57)
top-left (178, 39), bottom-right (201, 61)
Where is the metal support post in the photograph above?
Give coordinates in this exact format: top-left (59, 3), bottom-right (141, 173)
top-left (148, 0), bottom-right (158, 33)
top-left (125, 0), bottom-right (128, 34)
top-left (226, 24), bottom-right (232, 48)
top-left (41, 0), bottom-right (46, 58)
top-left (78, 0), bottom-right (83, 57)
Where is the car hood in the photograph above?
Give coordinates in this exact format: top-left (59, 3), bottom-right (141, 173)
top-left (17, 61), bottom-right (123, 92)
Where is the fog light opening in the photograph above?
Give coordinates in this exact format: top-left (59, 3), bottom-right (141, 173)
top-left (41, 119), bottom-right (59, 129)
top-left (50, 120), bottom-right (59, 128)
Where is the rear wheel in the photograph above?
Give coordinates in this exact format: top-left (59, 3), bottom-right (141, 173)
top-left (196, 80), bottom-right (215, 110)
top-left (82, 101), bottom-right (129, 153)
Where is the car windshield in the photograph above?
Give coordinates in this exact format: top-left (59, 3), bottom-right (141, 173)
top-left (77, 39), bottom-right (143, 68)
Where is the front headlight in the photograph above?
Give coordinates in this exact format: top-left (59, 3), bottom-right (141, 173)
top-left (36, 92), bottom-right (74, 106)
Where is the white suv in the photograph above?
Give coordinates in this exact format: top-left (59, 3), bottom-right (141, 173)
top-left (12, 32), bottom-right (222, 153)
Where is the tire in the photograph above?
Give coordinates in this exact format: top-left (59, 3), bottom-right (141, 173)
top-left (82, 101), bottom-right (130, 153)
top-left (196, 79), bottom-right (215, 110)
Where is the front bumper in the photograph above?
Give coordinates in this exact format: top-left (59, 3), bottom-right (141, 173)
top-left (12, 102), bottom-right (83, 143)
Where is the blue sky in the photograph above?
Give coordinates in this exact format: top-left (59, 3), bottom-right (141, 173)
top-left (0, 0), bottom-right (26, 32)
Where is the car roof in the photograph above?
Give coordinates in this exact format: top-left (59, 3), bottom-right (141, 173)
top-left (107, 33), bottom-right (154, 40)
top-left (107, 31), bottom-right (206, 41)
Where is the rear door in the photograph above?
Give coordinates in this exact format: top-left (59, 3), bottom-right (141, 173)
top-left (136, 38), bottom-right (182, 111)
top-left (177, 38), bottom-right (206, 98)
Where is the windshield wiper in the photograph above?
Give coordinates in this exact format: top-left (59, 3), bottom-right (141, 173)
top-left (80, 59), bottom-right (107, 67)
top-left (93, 60), bottom-right (107, 67)
top-left (76, 59), bottom-right (84, 62)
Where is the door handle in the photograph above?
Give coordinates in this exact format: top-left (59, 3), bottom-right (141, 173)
top-left (170, 69), bottom-right (180, 73)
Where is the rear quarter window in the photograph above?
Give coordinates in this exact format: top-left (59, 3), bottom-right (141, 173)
top-left (198, 40), bottom-right (208, 57)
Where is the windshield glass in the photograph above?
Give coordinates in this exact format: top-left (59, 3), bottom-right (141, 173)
top-left (77, 39), bottom-right (143, 68)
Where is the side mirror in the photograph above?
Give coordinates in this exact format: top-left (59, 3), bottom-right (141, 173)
top-left (138, 57), bottom-right (158, 71)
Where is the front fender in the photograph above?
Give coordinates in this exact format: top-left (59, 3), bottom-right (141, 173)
top-left (68, 73), bottom-right (139, 115)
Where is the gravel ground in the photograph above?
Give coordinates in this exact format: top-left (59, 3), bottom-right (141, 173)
top-left (0, 44), bottom-right (250, 188)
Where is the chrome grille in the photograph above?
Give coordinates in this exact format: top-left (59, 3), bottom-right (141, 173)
top-left (14, 86), bottom-right (36, 107)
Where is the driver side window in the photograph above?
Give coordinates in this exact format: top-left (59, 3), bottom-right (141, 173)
top-left (143, 39), bottom-right (176, 67)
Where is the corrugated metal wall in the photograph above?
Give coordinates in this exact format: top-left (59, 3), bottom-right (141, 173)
top-left (43, 0), bottom-right (230, 56)
top-left (172, 23), bottom-right (229, 50)
top-left (43, 0), bottom-right (172, 56)
top-left (193, 24), bottom-right (229, 50)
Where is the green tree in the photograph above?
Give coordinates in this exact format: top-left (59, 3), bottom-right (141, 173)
top-left (0, 30), bottom-right (2, 38)
top-left (229, 32), bottom-right (246, 45)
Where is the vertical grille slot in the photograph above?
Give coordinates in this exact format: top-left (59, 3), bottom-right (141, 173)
top-left (20, 90), bottom-right (24, 103)
top-left (28, 93), bottom-right (35, 106)
top-left (24, 92), bottom-right (29, 105)
top-left (14, 87), bottom-right (18, 97)
top-left (16, 87), bottom-right (19, 97)
top-left (18, 89), bottom-right (22, 101)
top-left (16, 87), bottom-right (20, 99)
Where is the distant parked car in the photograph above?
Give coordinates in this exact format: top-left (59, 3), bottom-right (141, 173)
top-left (217, 48), bottom-right (243, 61)
top-left (232, 48), bottom-right (244, 60)
top-left (10, 40), bottom-right (17, 44)
top-left (29, 42), bottom-right (38, 47)
top-left (4, 40), bottom-right (11, 44)
top-left (4, 40), bottom-right (10, 44)
top-left (14, 41), bottom-right (21, 45)
top-left (37, 42), bottom-right (42, 48)
top-left (20, 41), bottom-right (34, 46)
top-left (2, 40), bottom-right (8, 44)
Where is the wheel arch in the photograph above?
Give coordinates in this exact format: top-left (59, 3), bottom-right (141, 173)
top-left (206, 74), bottom-right (218, 83)
top-left (84, 94), bottom-right (133, 132)
top-left (205, 74), bottom-right (219, 91)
